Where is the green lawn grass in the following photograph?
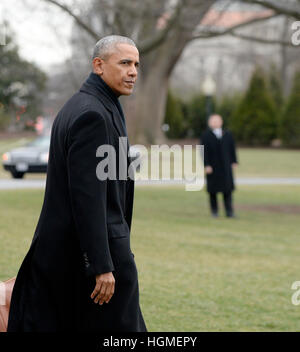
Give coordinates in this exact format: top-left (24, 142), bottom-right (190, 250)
top-left (0, 185), bottom-right (299, 331)
top-left (235, 148), bottom-right (300, 177)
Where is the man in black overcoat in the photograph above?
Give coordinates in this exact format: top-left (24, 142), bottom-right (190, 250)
top-left (8, 35), bottom-right (147, 332)
top-left (201, 114), bottom-right (238, 218)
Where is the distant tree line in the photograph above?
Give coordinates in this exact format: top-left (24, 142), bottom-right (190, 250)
top-left (164, 65), bottom-right (300, 148)
top-left (0, 26), bottom-right (46, 131)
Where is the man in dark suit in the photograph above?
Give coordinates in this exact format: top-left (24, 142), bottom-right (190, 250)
top-left (8, 35), bottom-right (147, 332)
top-left (201, 114), bottom-right (238, 218)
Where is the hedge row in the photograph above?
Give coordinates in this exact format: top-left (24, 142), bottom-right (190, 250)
top-left (164, 67), bottom-right (300, 147)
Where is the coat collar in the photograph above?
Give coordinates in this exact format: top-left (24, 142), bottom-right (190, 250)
top-left (79, 72), bottom-right (128, 138)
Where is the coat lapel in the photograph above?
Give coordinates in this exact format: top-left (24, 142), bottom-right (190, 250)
top-left (109, 107), bottom-right (127, 139)
top-left (96, 96), bottom-right (132, 167)
top-left (79, 80), bottom-right (127, 138)
top-left (79, 74), bottom-right (131, 167)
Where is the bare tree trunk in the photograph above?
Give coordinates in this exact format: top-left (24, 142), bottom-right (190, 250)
top-left (124, 0), bottom-right (215, 144)
top-left (280, 17), bottom-right (289, 97)
top-left (124, 60), bottom-right (169, 144)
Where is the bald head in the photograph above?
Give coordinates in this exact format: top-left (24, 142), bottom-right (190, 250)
top-left (208, 114), bottom-right (223, 129)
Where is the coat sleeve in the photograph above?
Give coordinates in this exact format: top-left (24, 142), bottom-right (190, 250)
top-left (66, 111), bottom-right (115, 277)
top-left (201, 132), bottom-right (212, 167)
top-left (229, 131), bottom-right (238, 164)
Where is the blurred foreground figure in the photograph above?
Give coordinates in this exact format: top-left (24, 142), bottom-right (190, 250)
top-left (201, 114), bottom-right (238, 218)
top-left (8, 35), bottom-right (147, 332)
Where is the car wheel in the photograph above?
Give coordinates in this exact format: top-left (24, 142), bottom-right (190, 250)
top-left (11, 171), bottom-right (25, 179)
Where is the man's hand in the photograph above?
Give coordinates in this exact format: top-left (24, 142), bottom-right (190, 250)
top-left (205, 166), bottom-right (213, 174)
top-left (232, 163), bottom-right (238, 168)
top-left (91, 272), bottom-right (115, 305)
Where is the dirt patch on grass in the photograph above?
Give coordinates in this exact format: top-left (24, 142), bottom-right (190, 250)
top-left (236, 204), bottom-right (300, 215)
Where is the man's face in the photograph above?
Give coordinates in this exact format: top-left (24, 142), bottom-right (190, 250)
top-left (93, 43), bottom-right (139, 96)
top-left (208, 115), bottom-right (223, 129)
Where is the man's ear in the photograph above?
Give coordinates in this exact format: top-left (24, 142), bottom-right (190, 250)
top-left (92, 57), bottom-right (104, 76)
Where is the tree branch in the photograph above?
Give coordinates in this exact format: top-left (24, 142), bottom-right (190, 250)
top-left (203, 0), bottom-right (237, 27)
top-left (191, 11), bottom-right (298, 47)
top-left (138, 0), bottom-right (184, 55)
top-left (191, 12), bottom-right (278, 40)
top-left (230, 31), bottom-right (298, 46)
top-left (113, 9), bottom-right (127, 36)
top-left (242, 0), bottom-right (300, 20)
top-left (42, 0), bottom-right (99, 40)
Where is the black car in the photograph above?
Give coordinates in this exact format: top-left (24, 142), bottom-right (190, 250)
top-left (2, 135), bottom-right (50, 178)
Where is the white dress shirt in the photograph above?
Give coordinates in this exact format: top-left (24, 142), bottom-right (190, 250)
top-left (212, 128), bottom-right (222, 139)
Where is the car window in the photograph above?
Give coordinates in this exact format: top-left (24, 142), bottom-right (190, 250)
top-left (27, 136), bottom-right (50, 148)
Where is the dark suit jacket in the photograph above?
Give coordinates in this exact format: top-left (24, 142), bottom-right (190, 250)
top-left (201, 128), bottom-right (238, 193)
top-left (8, 72), bottom-right (147, 332)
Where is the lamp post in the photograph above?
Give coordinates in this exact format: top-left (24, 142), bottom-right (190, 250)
top-left (202, 75), bottom-right (216, 121)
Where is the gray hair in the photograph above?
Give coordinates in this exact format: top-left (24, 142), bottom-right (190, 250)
top-left (92, 35), bottom-right (137, 60)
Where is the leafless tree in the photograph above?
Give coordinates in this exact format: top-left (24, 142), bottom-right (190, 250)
top-left (42, 0), bottom-right (300, 143)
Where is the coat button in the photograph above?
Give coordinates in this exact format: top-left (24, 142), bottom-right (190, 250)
top-left (83, 252), bottom-right (90, 267)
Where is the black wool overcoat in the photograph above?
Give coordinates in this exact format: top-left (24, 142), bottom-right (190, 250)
top-left (7, 72), bottom-right (147, 332)
top-left (201, 128), bottom-right (238, 194)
